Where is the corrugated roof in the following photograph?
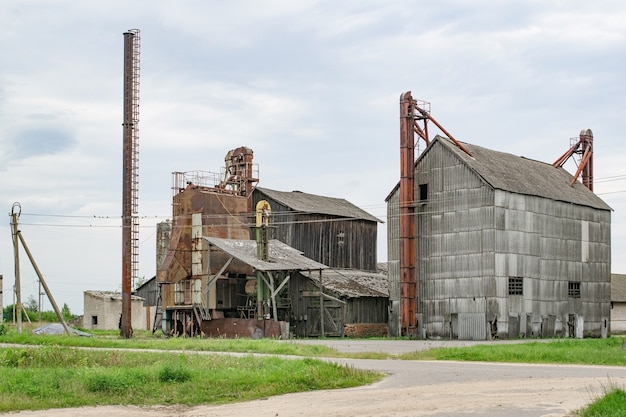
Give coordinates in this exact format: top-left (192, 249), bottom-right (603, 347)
top-left (612, 274), bottom-right (626, 302)
top-left (435, 136), bottom-right (611, 211)
top-left (308, 269), bottom-right (388, 298)
top-left (256, 187), bottom-right (382, 223)
top-left (204, 237), bottom-right (328, 272)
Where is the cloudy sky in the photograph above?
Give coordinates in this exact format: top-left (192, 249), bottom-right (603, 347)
top-left (1, 1), bottom-right (625, 315)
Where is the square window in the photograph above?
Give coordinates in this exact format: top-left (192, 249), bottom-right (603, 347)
top-left (419, 184), bottom-right (428, 201)
top-left (568, 282), bottom-right (581, 298)
top-left (508, 277), bottom-right (523, 295)
top-left (91, 315), bottom-right (98, 326)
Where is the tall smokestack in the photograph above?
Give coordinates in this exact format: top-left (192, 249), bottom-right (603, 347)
top-left (121, 29), bottom-right (140, 339)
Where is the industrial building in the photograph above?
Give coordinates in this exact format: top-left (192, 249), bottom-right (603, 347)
top-left (386, 134), bottom-right (611, 339)
top-left (154, 147), bottom-right (386, 337)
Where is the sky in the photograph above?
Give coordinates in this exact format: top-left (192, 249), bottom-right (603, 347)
top-left (1, 1), bottom-right (625, 316)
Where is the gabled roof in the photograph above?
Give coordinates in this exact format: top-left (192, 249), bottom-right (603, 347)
top-left (256, 187), bottom-right (382, 223)
top-left (308, 269), bottom-right (389, 298)
top-left (204, 237), bottom-right (328, 272)
top-left (612, 274), bottom-right (626, 302)
top-left (387, 136), bottom-right (611, 211)
top-left (436, 136), bottom-right (611, 211)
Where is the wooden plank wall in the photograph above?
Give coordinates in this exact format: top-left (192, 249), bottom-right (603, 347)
top-left (253, 193), bottom-right (378, 271)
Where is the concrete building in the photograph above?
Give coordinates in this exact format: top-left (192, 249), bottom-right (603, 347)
top-left (611, 274), bottom-right (626, 334)
top-left (83, 290), bottom-right (152, 331)
top-left (386, 136), bottom-right (612, 339)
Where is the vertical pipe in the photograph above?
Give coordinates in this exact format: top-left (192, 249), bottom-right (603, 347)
top-left (580, 129), bottom-right (593, 191)
top-left (399, 92), bottom-right (417, 338)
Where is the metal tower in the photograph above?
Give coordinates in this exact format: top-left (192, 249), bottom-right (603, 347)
top-left (121, 29), bottom-right (140, 338)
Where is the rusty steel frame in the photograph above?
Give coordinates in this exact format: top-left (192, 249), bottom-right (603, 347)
top-left (399, 91), bottom-right (471, 338)
top-left (553, 129), bottom-right (594, 191)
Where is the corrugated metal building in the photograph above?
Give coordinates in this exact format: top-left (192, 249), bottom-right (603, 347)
top-left (386, 136), bottom-right (612, 339)
top-left (253, 187), bottom-right (381, 271)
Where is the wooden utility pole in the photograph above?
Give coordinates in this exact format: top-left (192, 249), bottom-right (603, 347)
top-left (16, 231), bottom-right (71, 335)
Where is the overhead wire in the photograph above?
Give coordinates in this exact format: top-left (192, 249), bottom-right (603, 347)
top-left (9, 169), bottom-right (626, 229)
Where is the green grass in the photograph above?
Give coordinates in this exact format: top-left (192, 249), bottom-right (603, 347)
top-left (398, 337), bottom-right (626, 365)
top-left (0, 345), bottom-right (381, 412)
top-left (0, 330), bottom-right (342, 356)
top-left (575, 388), bottom-right (626, 416)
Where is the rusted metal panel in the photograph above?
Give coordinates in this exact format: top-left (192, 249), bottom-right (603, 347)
top-left (200, 318), bottom-right (284, 338)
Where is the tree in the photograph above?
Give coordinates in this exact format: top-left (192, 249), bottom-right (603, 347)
top-left (61, 303), bottom-right (72, 320)
top-left (25, 295), bottom-right (39, 312)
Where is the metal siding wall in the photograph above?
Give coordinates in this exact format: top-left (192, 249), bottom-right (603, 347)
top-left (387, 191), bottom-right (400, 302)
top-left (495, 191), bottom-right (611, 337)
top-left (415, 143), bottom-right (496, 339)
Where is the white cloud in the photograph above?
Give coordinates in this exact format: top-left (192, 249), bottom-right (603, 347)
top-left (1, 0), bottom-right (626, 313)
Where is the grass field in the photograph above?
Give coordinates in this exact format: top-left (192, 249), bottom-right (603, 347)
top-left (0, 327), bottom-right (624, 414)
top-left (0, 344), bottom-right (380, 412)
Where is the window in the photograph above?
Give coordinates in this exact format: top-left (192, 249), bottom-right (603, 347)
top-left (91, 316), bottom-right (98, 326)
top-left (508, 277), bottom-right (523, 295)
top-left (419, 184), bottom-right (428, 201)
top-left (568, 281), bottom-right (581, 298)
top-left (337, 231), bottom-right (345, 246)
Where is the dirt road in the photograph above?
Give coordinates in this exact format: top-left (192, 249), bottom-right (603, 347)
top-left (8, 340), bottom-right (626, 417)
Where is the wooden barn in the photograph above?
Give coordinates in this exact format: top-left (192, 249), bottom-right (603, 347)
top-left (386, 135), bottom-right (612, 340)
top-left (252, 187), bottom-right (381, 271)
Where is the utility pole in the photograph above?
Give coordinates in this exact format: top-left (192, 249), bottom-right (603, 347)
top-left (0, 274), bottom-right (3, 322)
top-left (10, 202), bottom-right (22, 334)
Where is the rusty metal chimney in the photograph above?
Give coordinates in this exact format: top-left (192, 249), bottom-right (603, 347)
top-left (399, 91), bottom-right (417, 338)
top-left (121, 29), bottom-right (140, 339)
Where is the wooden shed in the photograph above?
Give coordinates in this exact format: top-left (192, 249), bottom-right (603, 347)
top-left (386, 136), bottom-right (612, 340)
top-left (289, 268), bottom-right (389, 338)
top-left (253, 187), bottom-right (381, 271)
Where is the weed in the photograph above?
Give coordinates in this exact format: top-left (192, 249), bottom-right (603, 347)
top-left (158, 364), bottom-right (192, 383)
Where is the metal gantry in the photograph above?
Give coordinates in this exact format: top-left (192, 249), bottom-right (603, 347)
top-left (553, 129), bottom-right (594, 191)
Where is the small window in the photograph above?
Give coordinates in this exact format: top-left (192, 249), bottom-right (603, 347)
top-left (91, 316), bottom-right (98, 326)
top-left (419, 184), bottom-right (428, 201)
top-left (337, 231), bottom-right (345, 246)
top-left (568, 282), bottom-right (581, 298)
top-left (508, 277), bottom-right (523, 295)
